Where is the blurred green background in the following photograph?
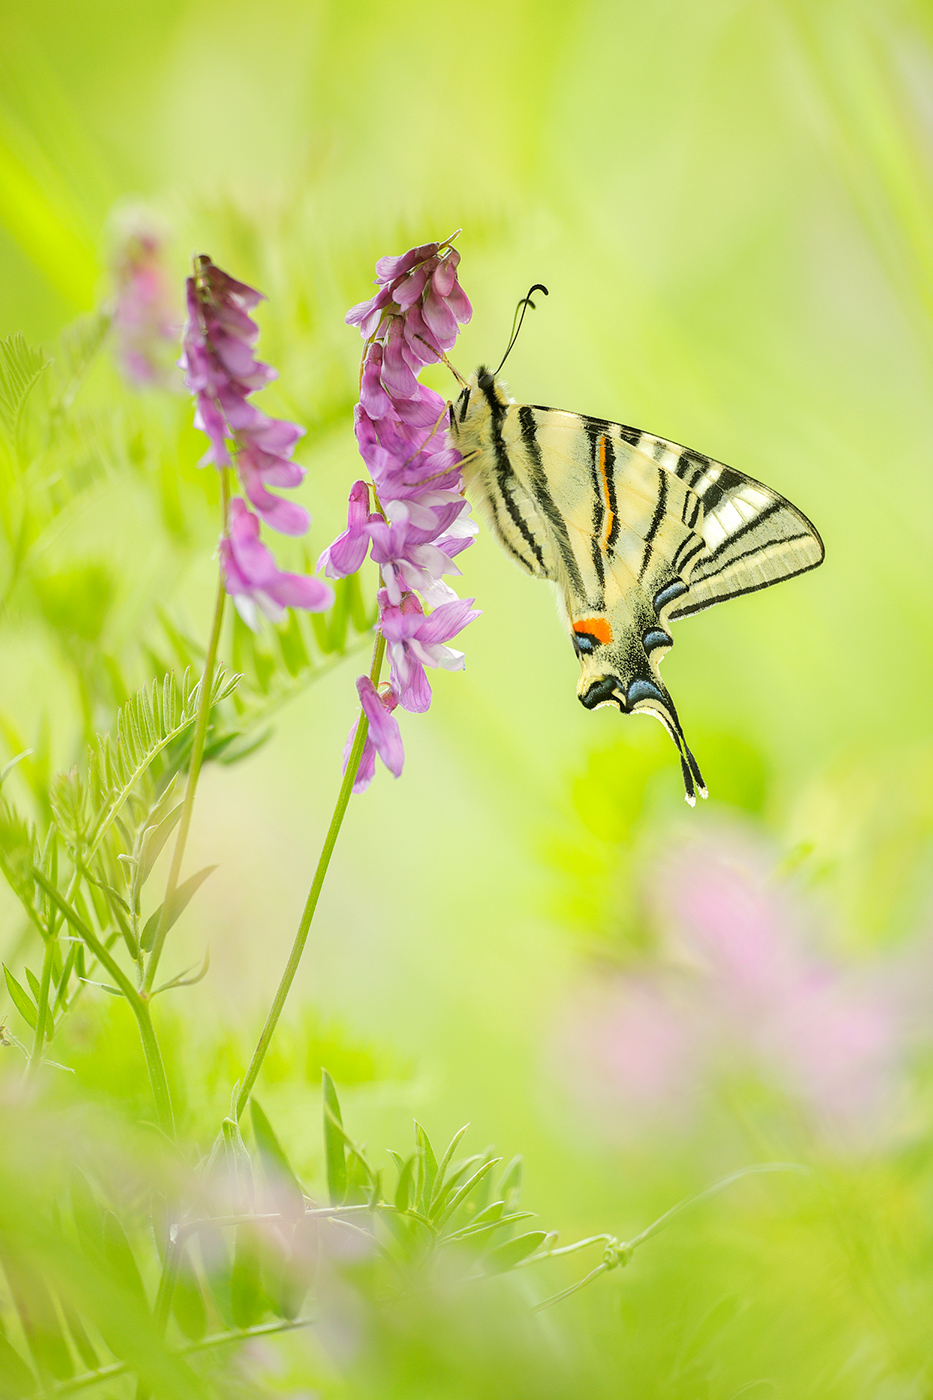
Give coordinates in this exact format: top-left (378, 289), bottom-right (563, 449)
top-left (3, 0), bottom-right (933, 1394)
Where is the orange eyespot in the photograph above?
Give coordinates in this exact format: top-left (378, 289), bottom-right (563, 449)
top-left (573, 617), bottom-right (613, 646)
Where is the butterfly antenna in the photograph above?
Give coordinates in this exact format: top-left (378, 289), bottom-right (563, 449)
top-left (495, 284), bottom-right (549, 375)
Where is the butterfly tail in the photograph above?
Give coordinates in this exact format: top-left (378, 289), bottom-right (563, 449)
top-left (626, 678), bottom-right (707, 805)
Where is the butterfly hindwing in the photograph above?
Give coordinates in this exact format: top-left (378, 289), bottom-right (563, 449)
top-left (449, 368), bottom-right (824, 801)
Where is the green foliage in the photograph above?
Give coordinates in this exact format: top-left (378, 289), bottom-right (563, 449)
top-left (0, 333), bottom-right (50, 442)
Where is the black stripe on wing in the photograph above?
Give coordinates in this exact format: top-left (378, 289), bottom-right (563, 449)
top-left (668, 470), bottom-right (824, 619)
top-left (517, 406), bottom-right (587, 595)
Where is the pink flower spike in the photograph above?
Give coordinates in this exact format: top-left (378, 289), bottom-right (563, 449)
top-left (318, 480), bottom-right (376, 578)
top-left (344, 720), bottom-right (377, 795)
top-left (374, 243), bottom-right (439, 282)
top-left (344, 676), bottom-right (404, 788)
top-left (220, 499), bottom-right (333, 629)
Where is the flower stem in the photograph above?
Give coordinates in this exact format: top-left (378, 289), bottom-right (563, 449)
top-left (30, 870), bottom-right (175, 1137)
top-left (143, 472), bottom-right (229, 995)
top-left (234, 630), bottom-right (386, 1120)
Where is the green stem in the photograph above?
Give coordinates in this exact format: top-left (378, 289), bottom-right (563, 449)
top-left (234, 631), bottom-right (386, 1120)
top-left (143, 472), bottom-right (229, 995)
top-left (56, 1317), bottom-right (315, 1396)
top-left (31, 870), bottom-right (175, 1137)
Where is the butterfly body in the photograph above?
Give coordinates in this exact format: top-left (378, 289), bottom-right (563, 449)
top-left (449, 367), bottom-right (824, 802)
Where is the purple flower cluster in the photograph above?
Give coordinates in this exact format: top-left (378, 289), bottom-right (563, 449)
top-left (112, 220), bottom-right (180, 386)
top-left (180, 256), bottom-right (333, 627)
top-left (323, 238), bottom-right (479, 790)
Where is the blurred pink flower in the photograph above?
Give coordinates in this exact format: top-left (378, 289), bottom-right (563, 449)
top-left (554, 827), bottom-right (906, 1146)
top-left (111, 220), bottom-right (181, 386)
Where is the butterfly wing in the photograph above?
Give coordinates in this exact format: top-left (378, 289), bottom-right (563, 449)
top-left (450, 372), bottom-right (824, 802)
top-left (609, 423), bottom-right (825, 620)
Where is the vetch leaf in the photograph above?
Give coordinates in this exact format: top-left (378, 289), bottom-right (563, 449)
top-left (498, 1156), bottom-right (523, 1211)
top-left (3, 965), bottom-right (38, 1031)
top-left (394, 1154), bottom-right (417, 1213)
top-left (0, 332), bottom-right (50, 440)
top-left (483, 1230), bottom-right (548, 1273)
top-left (135, 801), bottom-right (183, 891)
top-left (414, 1121), bottom-right (437, 1212)
top-left (140, 864), bottom-right (217, 951)
top-left (434, 1156), bottom-right (501, 1228)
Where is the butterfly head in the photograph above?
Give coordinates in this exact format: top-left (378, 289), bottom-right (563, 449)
top-left (451, 366), bottom-right (513, 429)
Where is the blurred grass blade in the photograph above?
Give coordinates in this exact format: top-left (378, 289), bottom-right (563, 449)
top-left (230, 1223), bottom-right (266, 1329)
top-left (0, 1330), bottom-right (36, 1398)
top-left (102, 1211), bottom-right (148, 1310)
top-left (321, 1069), bottom-right (347, 1206)
top-left (250, 1098), bottom-right (305, 1219)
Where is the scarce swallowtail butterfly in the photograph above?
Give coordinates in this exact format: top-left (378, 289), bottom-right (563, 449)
top-left (447, 293), bottom-right (824, 804)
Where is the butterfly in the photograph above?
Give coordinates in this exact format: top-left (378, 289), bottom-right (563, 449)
top-left (447, 338), bottom-right (824, 803)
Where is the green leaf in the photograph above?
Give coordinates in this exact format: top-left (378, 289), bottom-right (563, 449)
top-left (250, 1099), bottom-right (305, 1219)
top-left (322, 1069), bottom-right (347, 1206)
top-left (0, 802), bottom-right (41, 922)
top-left (482, 1230), bottom-right (548, 1273)
top-left (435, 1157), bottom-right (501, 1228)
top-left (0, 1241), bottom-right (73, 1381)
top-left (0, 332), bottom-right (49, 440)
top-left (171, 1243), bottom-right (208, 1342)
top-left (102, 1210), bottom-right (148, 1310)
top-left (429, 1155), bottom-right (487, 1220)
top-left (197, 1226), bottom-right (234, 1328)
top-left (443, 1211), bottom-right (537, 1247)
top-left (275, 609), bottom-right (311, 677)
top-left (70, 1169), bottom-right (104, 1256)
top-left (53, 309), bottom-right (110, 411)
top-left (140, 864), bottom-right (217, 951)
top-left (271, 1223), bottom-right (312, 1322)
top-left (135, 801), bottom-right (184, 892)
top-left (498, 1156), bottom-right (523, 1212)
top-left (0, 1331), bottom-right (36, 1398)
top-left (59, 1297), bottom-right (100, 1372)
top-left (394, 1153), bottom-right (417, 1213)
top-left (52, 669), bottom-right (238, 862)
top-left (24, 966), bottom-right (41, 1005)
top-left (414, 1121), bottom-right (438, 1212)
top-left (431, 1124), bottom-right (470, 1204)
top-left (230, 1223), bottom-right (266, 1329)
top-left (3, 965), bottom-right (37, 1031)
top-left (346, 570), bottom-right (374, 635)
top-left (0, 750), bottom-right (32, 789)
top-left (327, 577), bottom-right (352, 653)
